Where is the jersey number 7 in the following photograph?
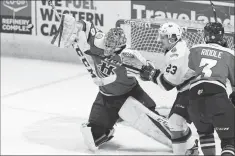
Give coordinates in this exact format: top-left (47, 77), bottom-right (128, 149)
top-left (199, 58), bottom-right (217, 77)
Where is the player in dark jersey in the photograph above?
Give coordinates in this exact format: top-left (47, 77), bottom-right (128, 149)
top-left (188, 22), bottom-right (235, 156)
top-left (53, 14), bottom-right (172, 151)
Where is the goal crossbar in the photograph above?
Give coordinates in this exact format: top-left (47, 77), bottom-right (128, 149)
top-left (116, 18), bottom-right (234, 34)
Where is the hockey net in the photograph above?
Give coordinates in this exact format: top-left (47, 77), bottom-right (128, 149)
top-left (116, 18), bottom-right (234, 112)
top-left (116, 18), bottom-right (234, 68)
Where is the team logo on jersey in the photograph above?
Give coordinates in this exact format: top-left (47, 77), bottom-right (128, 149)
top-left (197, 89), bottom-right (203, 95)
top-left (97, 61), bottom-right (116, 77)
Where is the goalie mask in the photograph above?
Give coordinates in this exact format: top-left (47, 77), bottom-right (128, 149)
top-left (104, 27), bottom-right (127, 56)
top-left (158, 22), bottom-right (183, 51)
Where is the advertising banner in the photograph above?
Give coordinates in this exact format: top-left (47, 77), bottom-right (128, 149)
top-left (0, 0), bottom-right (32, 34)
top-left (131, 1), bottom-right (234, 26)
top-left (35, 0), bottom-right (130, 38)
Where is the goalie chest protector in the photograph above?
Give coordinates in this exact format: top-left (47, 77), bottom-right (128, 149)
top-left (87, 25), bottom-right (137, 96)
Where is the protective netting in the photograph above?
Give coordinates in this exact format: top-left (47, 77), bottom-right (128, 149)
top-left (116, 19), bottom-right (234, 53)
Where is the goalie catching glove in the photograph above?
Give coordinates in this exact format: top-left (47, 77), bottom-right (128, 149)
top-left (51, 14), bottom-right (83, 48)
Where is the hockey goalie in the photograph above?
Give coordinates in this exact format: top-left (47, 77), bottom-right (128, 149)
top-left (51, 14), bottom-right (172, 152)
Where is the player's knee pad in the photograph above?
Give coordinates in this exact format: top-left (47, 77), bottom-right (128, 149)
top-left (168, 114), bottom-right (196, 155)
top-left (80, 122), bottom-right (114, 151)
top-left (118, 96), bottom-right (172, 148)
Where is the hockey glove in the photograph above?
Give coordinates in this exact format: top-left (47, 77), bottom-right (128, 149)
top-left (229, 91), bottom-right (235, 106)
top-left (140, 62), bottom-right (160, 82)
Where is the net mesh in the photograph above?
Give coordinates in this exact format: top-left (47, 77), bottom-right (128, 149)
top-left (130, 26), bottom-right (234, 53)
top-left (117, 19), bottom-right (234, 53)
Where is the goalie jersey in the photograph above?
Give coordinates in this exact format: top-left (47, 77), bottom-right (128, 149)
top-left (156, 40), bottom-right (196, 92)
top-left (188, 43), bottom-right (235, 89)
top-left (78, 20), bottom-right (137, 96)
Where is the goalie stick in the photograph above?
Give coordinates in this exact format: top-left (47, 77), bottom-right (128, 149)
top-left (48, 0), bottom-right (63, 46)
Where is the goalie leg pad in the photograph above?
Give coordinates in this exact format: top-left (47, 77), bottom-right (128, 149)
top-left (168, 114), bottom-right (198, 155)
top-left (80, 123), bottom-right (98, 151)
top-left (118, 96), bottom-right (172, 148)
top-left (80, 123), bottom-right (115, 151)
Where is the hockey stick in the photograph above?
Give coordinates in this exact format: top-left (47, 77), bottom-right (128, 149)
top-left (48, 0), bottom-right (64, 45)
top-left (84, 50), bottom-right (142, 72)
top-left (209, 0), bottom-right (217, 22)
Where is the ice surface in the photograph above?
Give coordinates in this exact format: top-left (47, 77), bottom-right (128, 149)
top-left (1, 57), bottom-right (223, 155)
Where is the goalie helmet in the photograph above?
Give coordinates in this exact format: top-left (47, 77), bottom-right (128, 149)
top-left (204, 22), bottom-right (227, 47)
top-left (158, 22), bottom-right (183, 42)
top-left (104, 27), bottom-right (127, 56)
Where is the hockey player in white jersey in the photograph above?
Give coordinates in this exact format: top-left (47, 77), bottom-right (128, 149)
top-left (52, 14), bottom-right (172, 152)
top-left (139, 22), bottom-right (198, 155)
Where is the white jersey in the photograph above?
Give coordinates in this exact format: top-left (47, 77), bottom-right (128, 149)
top-left (156, 40), bottom-right (196, 92)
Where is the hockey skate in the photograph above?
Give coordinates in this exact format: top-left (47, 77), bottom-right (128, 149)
top-left (185, 139), bottom-right (199, 156)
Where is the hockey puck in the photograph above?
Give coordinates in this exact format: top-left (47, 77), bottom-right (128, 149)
top-left (27, 23), bottom-right (34, 29)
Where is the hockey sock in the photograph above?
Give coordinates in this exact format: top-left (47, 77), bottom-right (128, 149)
top-left (221, 145), bottom-right (235, 156)
top-left (221, 138), bottom-right (235, 156)
top-left (199, 133), bottom-right (216, 155)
